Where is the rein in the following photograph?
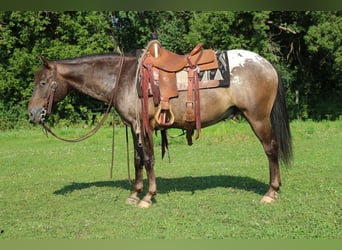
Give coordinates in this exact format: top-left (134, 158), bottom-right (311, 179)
top-left (42, 54), bottom-right (127, 180)
top-left (42, 54), bottom-right (124, 142)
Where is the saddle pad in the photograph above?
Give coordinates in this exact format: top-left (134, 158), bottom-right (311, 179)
top-left (176, 50), bottom-right (230, 91)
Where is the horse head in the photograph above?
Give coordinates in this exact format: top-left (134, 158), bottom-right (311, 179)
top-left (28, 57), bottom-right (70, 124)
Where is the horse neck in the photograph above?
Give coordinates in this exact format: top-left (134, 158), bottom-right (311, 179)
top-left (57, 55), bottom-right (136, 103)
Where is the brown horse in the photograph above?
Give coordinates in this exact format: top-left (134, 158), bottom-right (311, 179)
top-left (28, 49), bottom-right (292, 208)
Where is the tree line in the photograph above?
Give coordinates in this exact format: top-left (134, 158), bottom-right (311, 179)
top-left (0, 11), bottom-right (341, 129)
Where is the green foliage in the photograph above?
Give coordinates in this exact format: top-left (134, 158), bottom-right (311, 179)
top-left (154, 11), bottom-right (193, 53)
top-left (186, 11), bottom-right (245, 50)
top-left (268, 11), bottom-right (342, 120)
top-left (302, 12), bottom-right (342, 120)
top-left (1, 11), bottom-right (341, 130)
top-left (0, 11), bottom-right (117, 130)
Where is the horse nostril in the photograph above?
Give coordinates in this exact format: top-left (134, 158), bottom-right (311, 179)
top-left (28, 109), bottom-right (34, 119)
top-left (28, 107), bottom-right (46, 123)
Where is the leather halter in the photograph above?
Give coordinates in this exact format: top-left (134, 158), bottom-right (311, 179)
top-left (46, 63), bottom-right (58, 115)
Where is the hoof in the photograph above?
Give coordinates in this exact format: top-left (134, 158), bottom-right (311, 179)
top-left (261, 191), bottom-right (278, 203)
top-left (138, 199), bottom-right (152, 209)
top-left (125, 196), bottom-right (140, 205)
top-left (260, 195), bottom-right (275, 203)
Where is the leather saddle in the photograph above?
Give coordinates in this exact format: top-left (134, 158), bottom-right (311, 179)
top-left (140, 39), bottom-right (219, 145)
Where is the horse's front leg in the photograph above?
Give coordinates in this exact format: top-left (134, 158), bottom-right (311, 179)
top-left (138, 155), bottom-right (156, 208)
top-left (125, 131), bottom-right (156, 208)
top-left (125, 146), bottom-right (144, 205)
top-left (137, 131), bottom-right (156, 208)
top-left (126, 132), bottom-right (145, 205)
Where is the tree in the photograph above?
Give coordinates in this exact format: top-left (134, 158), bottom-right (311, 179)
top-left (0, 11), bottom-right (117, 128)
top-left (111, 11), bottom-right (194, 53)
top-left (303, 11), bottom-right (342, 119)
top-left (268, 11), bottom-right (342, 119)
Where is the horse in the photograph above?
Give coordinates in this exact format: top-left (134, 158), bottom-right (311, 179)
top-left (28, 47), bottom-right (292, 208)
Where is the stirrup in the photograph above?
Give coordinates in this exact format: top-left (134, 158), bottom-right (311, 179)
top-left (154, 105), bottom-right (175, 126)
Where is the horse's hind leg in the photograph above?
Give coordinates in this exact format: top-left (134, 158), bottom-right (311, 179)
top-left (247, 118), bottom-right (281, 203)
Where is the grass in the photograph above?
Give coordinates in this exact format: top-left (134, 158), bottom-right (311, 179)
top-left (0, 120), bottom-right (341, 239)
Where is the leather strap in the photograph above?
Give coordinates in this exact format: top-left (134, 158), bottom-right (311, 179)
top-left (183, 53), bottom-right (202, 139)
top-left (46, 64), bottom-right (58, 114)
top-left (189, 43), bottom-right (203, 56)
top-left (141, 63), bottom-right (151, 137)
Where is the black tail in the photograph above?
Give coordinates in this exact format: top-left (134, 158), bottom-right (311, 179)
top-left (270, 72), bottom-right (293, 166)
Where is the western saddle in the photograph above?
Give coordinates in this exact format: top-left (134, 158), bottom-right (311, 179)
top-left (139, 39), bottom-right (218, 146)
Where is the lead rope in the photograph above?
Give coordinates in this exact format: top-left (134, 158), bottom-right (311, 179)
top-left (109, 116), bottom-right (131, 183)
top-left (108, 54), bottom-right (125, 179)
top-left (110, 112), bottom-right (115, 179)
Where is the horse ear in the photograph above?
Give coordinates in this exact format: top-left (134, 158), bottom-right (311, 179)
top-left (39, 56), bottom-right (51, 69)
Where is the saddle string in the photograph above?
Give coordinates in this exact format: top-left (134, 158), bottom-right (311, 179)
top-left (125, 125), bottom-right (131, 184)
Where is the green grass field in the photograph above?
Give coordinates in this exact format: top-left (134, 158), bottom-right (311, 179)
top-left (0, 120), bottom-right (341, 239)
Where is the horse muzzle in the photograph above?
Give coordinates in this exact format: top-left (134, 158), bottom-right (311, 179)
top-left (28, 106), bottom-right (47, 124)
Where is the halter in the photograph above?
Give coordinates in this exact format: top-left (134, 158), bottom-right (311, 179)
top-left (46, 63), bottom-right (58, 115)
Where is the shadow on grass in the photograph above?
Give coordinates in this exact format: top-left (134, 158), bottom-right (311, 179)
top-left (53, 175), bottom-right (268, 196)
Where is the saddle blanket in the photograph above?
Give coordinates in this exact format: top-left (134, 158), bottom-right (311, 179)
top-left (176, 50), bottom-right (230, 91)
